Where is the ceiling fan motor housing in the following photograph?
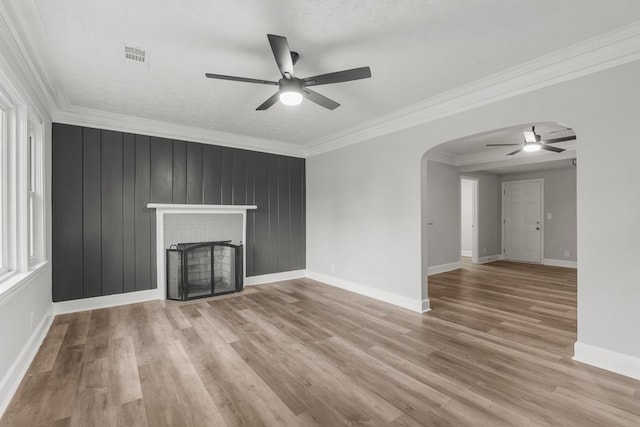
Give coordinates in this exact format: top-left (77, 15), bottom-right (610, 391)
top-left (279, 77), bottom-right (303, 92)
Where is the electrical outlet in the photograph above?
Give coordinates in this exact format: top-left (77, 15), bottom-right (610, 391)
top-left (564, 251), bottom-right (570, 258)
top-left (547, 213), bottom-right (552, 219)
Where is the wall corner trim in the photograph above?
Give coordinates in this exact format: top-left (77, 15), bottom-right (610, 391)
top-left (421, 298), bottom-right (431, 313)
top-left (477, 254), bottom-right (503, 264)
top-left (573, 341), bottom-right (640, 381)
top-left (543, 258), bottom-right (577, 269)
top-left (427, 261), bottom-right (462, 276)
top-left (305, 270), bottom-right (424, 313)
top-left (53, 288), bottom-right (162, 315)
top-left (0, 305), bottom-right (53, 418)
top-left (245, 270), bottom-right (306, 286)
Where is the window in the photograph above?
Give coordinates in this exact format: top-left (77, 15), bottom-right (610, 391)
top-left (0, 73), bottom-right (47, 287)
top-left (26, 118), bottom-right (44, 267)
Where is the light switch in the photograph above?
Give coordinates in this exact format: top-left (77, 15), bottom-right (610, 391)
top-left (547, 213), bottom-right (552, 219)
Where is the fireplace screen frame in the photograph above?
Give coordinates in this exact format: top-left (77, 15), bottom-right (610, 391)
top-left (166, 240), bottom-right (244, 301)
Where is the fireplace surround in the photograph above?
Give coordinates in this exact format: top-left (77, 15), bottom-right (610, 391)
top-left (147, 203), bottom-right (257, 299)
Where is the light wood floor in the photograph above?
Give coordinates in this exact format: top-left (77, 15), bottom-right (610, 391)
top-left (3, 261), bottom-right (640, 426)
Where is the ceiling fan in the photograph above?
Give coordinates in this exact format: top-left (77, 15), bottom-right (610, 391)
top-left (205, 34), bottom-right (372, 111)
top-left (486, 126), bottom-right (576, 155)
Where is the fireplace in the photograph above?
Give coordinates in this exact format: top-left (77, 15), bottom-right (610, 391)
top-left (166, 241), bottom-right (244, 300)
top-left (147, 203), bottom-right (257, 300)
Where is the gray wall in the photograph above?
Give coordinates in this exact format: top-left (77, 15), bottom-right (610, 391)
top-left (473, 172), bottom-right (502, 258)
top-left (52, 123), bottom-right (305, 302)
top-left (500, 167), bottom-right (577, 262)
top-left (426, 160), bottom-right (460, 267)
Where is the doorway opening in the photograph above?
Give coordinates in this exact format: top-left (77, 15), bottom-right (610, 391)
top-left (460, 177), bottom-right (478, 264)
top-left (421, 121), bottom-right (578, 311)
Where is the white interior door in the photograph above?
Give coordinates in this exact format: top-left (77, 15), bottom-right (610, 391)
top-left (503, 180), bottom-right (542, 263)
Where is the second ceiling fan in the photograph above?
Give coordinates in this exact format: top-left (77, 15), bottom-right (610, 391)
top-left (205, 34), bottom-right (372, 111)
top-left (486, 126), bottom-right (576, 155)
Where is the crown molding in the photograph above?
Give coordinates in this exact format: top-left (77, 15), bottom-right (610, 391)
top-left (52, 106), bottom-right (306, 158)
top-left (0, 3), bottom-right (55, 119)
top-left (304, 21), bottom-right (640, 157)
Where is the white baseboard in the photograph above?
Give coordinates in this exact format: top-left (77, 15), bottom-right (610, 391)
top-left (0, 306), bottom-right (54, 417)
top-left (53, 288), bottom-right (162, 315)
top-left (460, 250), bottom-right (472, 257)
top-left (477, 254), bottom-right (503, 264)
top-left (422, 298), bottom-right (431, 313)
top-left (543, 258), bottom-right (577, 268)
top-left (244, 270), bottom-right (306, 286)
top-left (427, 261), bottom-right (462, 276)
top-left (305, 270), bottom-right (424, 313)
top-left (573, 341), bottom-right (640, 381)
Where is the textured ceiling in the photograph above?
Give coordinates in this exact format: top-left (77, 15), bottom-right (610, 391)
top-left (12, 0), bottom-right (640, 146)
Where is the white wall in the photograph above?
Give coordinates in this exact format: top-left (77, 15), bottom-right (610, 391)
top-left (500, 167), bottom-right (577, 262)
top-left (460, 178), bottom-right (473, 256)
top-left (306, 60), bottom-right (640, 377)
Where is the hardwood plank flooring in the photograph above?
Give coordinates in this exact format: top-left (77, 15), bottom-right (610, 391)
top-left (3, 260), bottom-right (640, 426)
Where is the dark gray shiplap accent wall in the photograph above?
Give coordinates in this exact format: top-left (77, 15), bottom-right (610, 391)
top-left (52, 123), bottom-right (306, 302)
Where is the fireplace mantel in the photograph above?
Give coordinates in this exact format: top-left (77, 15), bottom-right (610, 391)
top-left (147, 203), bottom-right (257, 299)
top-left (147, 203), bottom-right (257, 213)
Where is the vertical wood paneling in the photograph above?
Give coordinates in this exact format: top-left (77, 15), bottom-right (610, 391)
top-left (172, 140), bottom-right (187, 204)
top-left (122, 133), bottom-right (136, 293)
top-left (253, 152), bottom-right (270, 275)
top-left (202, 145), bottom-right (221, 204)
top-left (220, 147), bottom-right (234, 205)
top-left (52, 124), bottom-right (84, 302)
top-left (150, 137), bottom-right (173, 203)
top-left (82, 128), bottom-right (102, 298)
top-left (245, 152), bottom-right (256, 275)
top-left (289, 158), bottom-right (305, 270)
top-left (101, 130), bottom-right (124, 295)
top-left (268, 155), bottom-right (279, 272)
top-left (277, 157), bottom-right (290, 271)
top-left (52, 124), bottom-right (305, 301)
top-left (232, 150), bottom-right (247, 205)
top-left (134, 135), bottom-right (152, 291)
top-left (186, 143), bottom-right (203, 204)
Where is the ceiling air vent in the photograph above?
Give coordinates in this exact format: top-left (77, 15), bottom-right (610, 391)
top-left (123, 45), bottom-right (150, 68)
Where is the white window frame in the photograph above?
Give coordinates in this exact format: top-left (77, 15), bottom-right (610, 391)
top-left (0, 67), bottom-right (47, 291)
top-left (27, 115), bottom-right (44, 268)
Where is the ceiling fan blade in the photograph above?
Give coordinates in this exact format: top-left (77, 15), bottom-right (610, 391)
top-left (541, 144), bottom-right (566, 153)
top-left (486, 143), bottom-right (520, 146)
top-left (267, 34), bottom-right (295, 78)
top-left (256, 92), bottom-right (280, 110)
top-left (548, 127), bottom-right (573, 134)
top-left (507, 148), bottom-right (523, 156)
top-left (540, 135), bottom-right (576, 144)
top-left (205, 73), bottom-right (278, 85)
top-left (303, 66), bottom-right (372, 87)
top-left (303, 89), bottom-right (340, 110)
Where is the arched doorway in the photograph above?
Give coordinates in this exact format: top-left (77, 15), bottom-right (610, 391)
top-left (420, 122), bottom-right (577, 309)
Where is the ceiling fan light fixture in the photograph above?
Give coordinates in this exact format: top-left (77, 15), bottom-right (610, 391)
top-left (279, 90), bottom-right (303, 106)
top-left (523, 142), bottom-right (541, 152)
top-left (278, 77), bottom-right (304, 106)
